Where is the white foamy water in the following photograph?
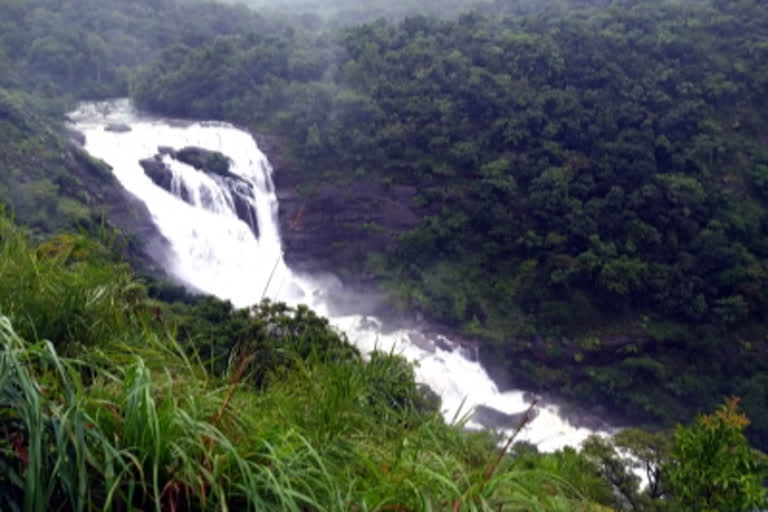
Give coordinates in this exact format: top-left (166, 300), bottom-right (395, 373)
top-left (69, 99), bottom-right (612, 452)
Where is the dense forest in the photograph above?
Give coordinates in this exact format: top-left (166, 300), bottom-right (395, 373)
top-left (216, 0), bottom-right (596, 27)
top-left (0, 0), bottom-right (766, 507)
top-left (0, 0), bottom-right (269, 100)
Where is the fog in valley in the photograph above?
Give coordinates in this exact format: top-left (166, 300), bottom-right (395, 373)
top-left (216, 0), bottom-right (612, 26)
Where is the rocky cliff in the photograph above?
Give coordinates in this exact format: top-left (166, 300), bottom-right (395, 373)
top-left (257, 134), bottom-right (429, 286)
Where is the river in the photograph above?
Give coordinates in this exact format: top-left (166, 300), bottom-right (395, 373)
top-left (69, 99), bottom-right (612, 452)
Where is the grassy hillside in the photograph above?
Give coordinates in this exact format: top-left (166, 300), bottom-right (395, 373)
top-left (0, 212), bottom-right (636, 510)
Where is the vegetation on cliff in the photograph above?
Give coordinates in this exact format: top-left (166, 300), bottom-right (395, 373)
top-left (0, 212), bottom-right (604, 509)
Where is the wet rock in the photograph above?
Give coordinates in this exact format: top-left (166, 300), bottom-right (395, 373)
top-left (138, 156), bottom-right (192, 204)
top-left (228, 182), bottom-right (259, 238)
top-left (458, 344), bottom-right (479, 362)
top-left (435, 336), bottom-right (455, 353)
top-left (178, 184), bottom-right (192, 204)
top-left (175, 146), bottom-right (233, 177)
top-left (472, 405), bottom-right (540, 430)
top-left (261, 133), bottom-right (434, 284)
top-left (105, 122), bottom-right (132, 133)
top-left (171, 146), bottom-right (263, 237)
top-left (140, 157), bottom-right (172, 191)
top-left (408, 332), bottom-right (436, 354)
top-left (148, 146), bottom-right (261, 237)
top-left (523, 391), bottom-right (540, 404)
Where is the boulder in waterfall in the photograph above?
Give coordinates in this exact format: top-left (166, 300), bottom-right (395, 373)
top-left (175, 147), bottom-right (234, 178)
top-left (184, 152), bottom-right (259, 237)
top-left (458, 344), bottom-right (479, 362)
top-left (140, 156), bottom-right (195, 205)
top-left (139, 157), bottom-right (173, 192)
top-left (435, 336), bottom-right (455, 353)
top-left (178, 183), bottom-right (192, 204)
top-left (408, 332), bottom-right (436, 353)
top-left (105, 122), bottom-right (132, 133)
top-left (157, 146), bottom-right (176, 157)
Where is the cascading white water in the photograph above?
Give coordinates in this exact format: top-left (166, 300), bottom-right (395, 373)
top-left (69, 99), bottom-right (613, 452)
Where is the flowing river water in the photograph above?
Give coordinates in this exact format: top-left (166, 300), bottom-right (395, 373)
top-left (69, 99), bottom-right (613, 452)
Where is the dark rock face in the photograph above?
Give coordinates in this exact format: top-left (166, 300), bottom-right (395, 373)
top-left (175, 146), bottom-right (233, 178)
top-left (140, 157), bottom-right (173, 192)
top-left (109, 186), bottom-right (173, 278)
top-left (258, 134), bottom-right (429, 284)
top-left (105, 122), bottom-right (132, 133)
top-left (472, 405), bottom-right (540, 430)
top-left (229, 182), bottom-right (259, 237)
top-left (279, 181), bottom-right (423, 281)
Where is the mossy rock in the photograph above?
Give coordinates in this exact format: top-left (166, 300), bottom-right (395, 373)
top-left (175, 147), bottom-right (233, 177)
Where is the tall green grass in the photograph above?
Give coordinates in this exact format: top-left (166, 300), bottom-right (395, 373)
top-left (0, 214), bottom-right (613, 510)
top-left (0, 214), bottom-right (144, 353)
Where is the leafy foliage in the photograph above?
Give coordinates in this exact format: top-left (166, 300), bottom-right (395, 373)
top-left (665, 397), bottom-right (767, 512)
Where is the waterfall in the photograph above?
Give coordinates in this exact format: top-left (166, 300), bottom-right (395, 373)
top-left (69, 99), bottom-right (612, 452)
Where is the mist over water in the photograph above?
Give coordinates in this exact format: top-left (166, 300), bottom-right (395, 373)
top-left (69, 99), bottom-right (612, 452)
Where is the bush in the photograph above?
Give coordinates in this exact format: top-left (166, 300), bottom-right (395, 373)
top-left (665, 398), bottom-right (767, 512)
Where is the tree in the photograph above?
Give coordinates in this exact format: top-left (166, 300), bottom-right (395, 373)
top-left (582, 428), bottom-right (672, 511)
top-left (664, 397), bottom-right (767, 512)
